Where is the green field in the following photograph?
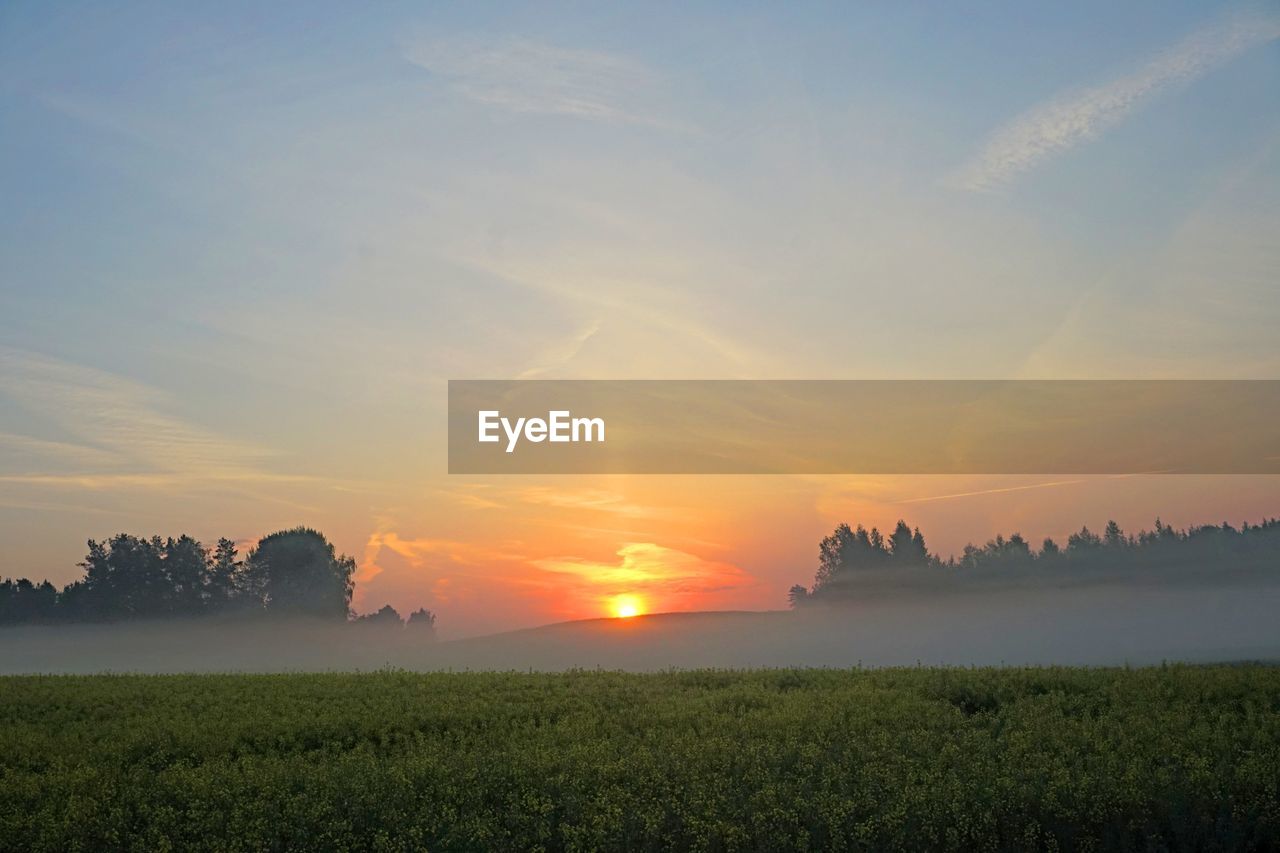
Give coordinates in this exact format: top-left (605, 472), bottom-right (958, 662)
top-left (2, 666), bottom-right (1278, 851)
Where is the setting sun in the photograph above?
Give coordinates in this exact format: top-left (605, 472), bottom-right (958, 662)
top-left (610, 594), bottom-right (645, 619)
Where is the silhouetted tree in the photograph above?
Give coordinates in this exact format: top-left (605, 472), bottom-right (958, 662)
top-left (1067, 526), bottom-right (1102, 554)
top-left (164, 535), bottom-right (209, 615)
top-left (0, 578), bottom-right (56, 623)
top-left (407, 607), bottom-right (437, 638)
top-left (0, 526), bottom-right (430, 628)
top-left (889, 520), bottom-right (929, 566)
top-left (207, 538), bottom-right (241, 609)
top-left (792, 516), bottom-right (1280, 606)
top-left (357, 604), bottom-right (403, 627)
top-left (80, 534), bottom-right (169, 619)
top-left (242, 527), bottom-right (355, 620)
top-left (55, 579), bottom-right (90, 621)
top-left (960, 533), bottom-right (1032, 570)
top-left (814, 523), bottom-right (855, 591)
top-left (806, 522), bottom-right (899, 598)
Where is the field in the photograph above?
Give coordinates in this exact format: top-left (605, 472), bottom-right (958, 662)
top-left (2, 666), bottom-right (1278, 851)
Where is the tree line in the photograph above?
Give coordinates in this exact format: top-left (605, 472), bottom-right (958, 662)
top-left (0, 527), bottom-right (434, 633)
top-left (790, 516), bottom-right (1280, 605)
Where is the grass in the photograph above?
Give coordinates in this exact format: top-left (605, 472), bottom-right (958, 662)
top-left (1, 665), bottom-right (1278, 851)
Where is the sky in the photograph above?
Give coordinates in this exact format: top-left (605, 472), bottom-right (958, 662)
top-left (1, 1), bottom-right (1278, 637)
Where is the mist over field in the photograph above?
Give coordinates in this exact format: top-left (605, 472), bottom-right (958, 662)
top-left (4, 569), bottom-right (1277, 675)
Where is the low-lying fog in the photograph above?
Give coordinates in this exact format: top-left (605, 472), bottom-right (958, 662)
top-left (4, 572), bottom-right (1278, 674)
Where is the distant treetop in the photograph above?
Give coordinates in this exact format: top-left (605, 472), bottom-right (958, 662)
top-left (790, 516), bottom-right (1280, 606)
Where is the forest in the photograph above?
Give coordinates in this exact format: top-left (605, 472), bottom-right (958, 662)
top-left (790, 517), bottom-right (1280, 605)
top-left (0, 527), bottom-right (433, 632)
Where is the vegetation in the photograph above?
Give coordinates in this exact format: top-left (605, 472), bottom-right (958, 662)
top-left (1, 665), bottom-right (1277, 851)
top-left (791, 517), bottom-right (1280, 605)
top-left (0, 528), bottom-right (429, 631)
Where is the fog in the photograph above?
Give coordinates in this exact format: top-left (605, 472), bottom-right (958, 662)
top-left (3, 572), bottom-right (1278, 674)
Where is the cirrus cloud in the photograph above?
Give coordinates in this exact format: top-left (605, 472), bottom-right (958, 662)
top-left (404, 35), bottom-right (680, 129)
top-left (952, 10), bottom-right (1280, 192)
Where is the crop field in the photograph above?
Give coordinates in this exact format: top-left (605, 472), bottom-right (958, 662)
top-left (2, 666), bottom-right (1278, 851)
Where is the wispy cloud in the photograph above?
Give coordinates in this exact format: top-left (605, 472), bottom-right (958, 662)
top-left (534, 542), bottom-right (752, 599)
top-left (953, 10), bottom-right (1280, 192)
top-left (515, 487), bottom-right (668, 519)
top-left (404, 35), bottom-right (675, 128)
top-left (0, 347), bottom-right (270, 478)
top-left (518, 320), bottom-right (601, 379)
top-left (355, 527), bottom-right (534, 618)
top-left (0, 348), bottom-right (349, 499)
top-left (358, 528), bottom-right (523, 586)
top-left (0, 432), bottom-right (122, 470)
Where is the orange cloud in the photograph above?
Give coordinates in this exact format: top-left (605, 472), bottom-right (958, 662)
top-left (515, 487), bottom-right (669, 518)
top-left (534, 542), bottom-right (753, 614)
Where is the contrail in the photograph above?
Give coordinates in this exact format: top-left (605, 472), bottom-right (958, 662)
top-left (897, 479), bottom-right (1084, 504)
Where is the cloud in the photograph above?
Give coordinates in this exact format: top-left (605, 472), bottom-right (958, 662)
top-left (514, 486), bottom-right (668, 519)
top-left (356, 527), bottom-right (550, 631)
top-left (404, 35), bottom-right (674, 127)
top-left (517, 320), bottom-right (601, 379)
top-left (357, 528), bottom-right (523, 591)
top-left (0, 347), bottom-right (269, 477)
top-left (0, 348), bottom-right (349, 499)
top-left (953, 10), bottom-right (1280, 192)
top-left (0, 432), bottom-right (123, 470)
top-left (534, 542), bottom-right (752, 600)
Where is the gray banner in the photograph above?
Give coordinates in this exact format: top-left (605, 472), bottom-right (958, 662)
top-left (448, 380), bottom-right (1280, 474)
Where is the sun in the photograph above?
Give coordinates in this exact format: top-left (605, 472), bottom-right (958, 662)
top-left (610, 594), bottom-right (645, 619)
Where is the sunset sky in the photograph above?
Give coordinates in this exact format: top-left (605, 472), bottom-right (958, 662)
top-left (2, 2), bottom-right (1278, 637)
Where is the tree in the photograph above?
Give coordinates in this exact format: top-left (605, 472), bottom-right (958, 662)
top-left (2, 525), bottom-right (397, 626)
top-left (207, 538), bottom-right (241, 609)
top-left (1103, 520), bottom-right (1126, 549)
top-left (911, 528), bottom-right (928, 559)
top-left (1066, 526), bottom-right (1102, 554)
top-left (958, 533), bottom-right (1031, 570)
top-left (790, 516), bottom-right (1280, 607)
top-left (407, 607), bottom-right (437, 638)
top-left (163, 535), bottom-right (209, 615)
top-left (889, 520), bottom-right (929, 566)
top-left (809, 522), bottom-right (896, 599)
top-left (80, 534), bottom-right (170, 619)
top-left (55, 580), bottom-right (90, 621)
top-left (0, 578), bottom-right (57, 623)
top-left (815, 523), bottom-right (857, 590)
top-left (243, 528), bottom-right (355, 619)
top-left (357, 604), bottom-right (403, 627)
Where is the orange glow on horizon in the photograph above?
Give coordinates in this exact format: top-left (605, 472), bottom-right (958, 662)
top-left (346, 473), bottom-right (1280, 638)
top-left (610, 594), bottom-right (645, 619)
